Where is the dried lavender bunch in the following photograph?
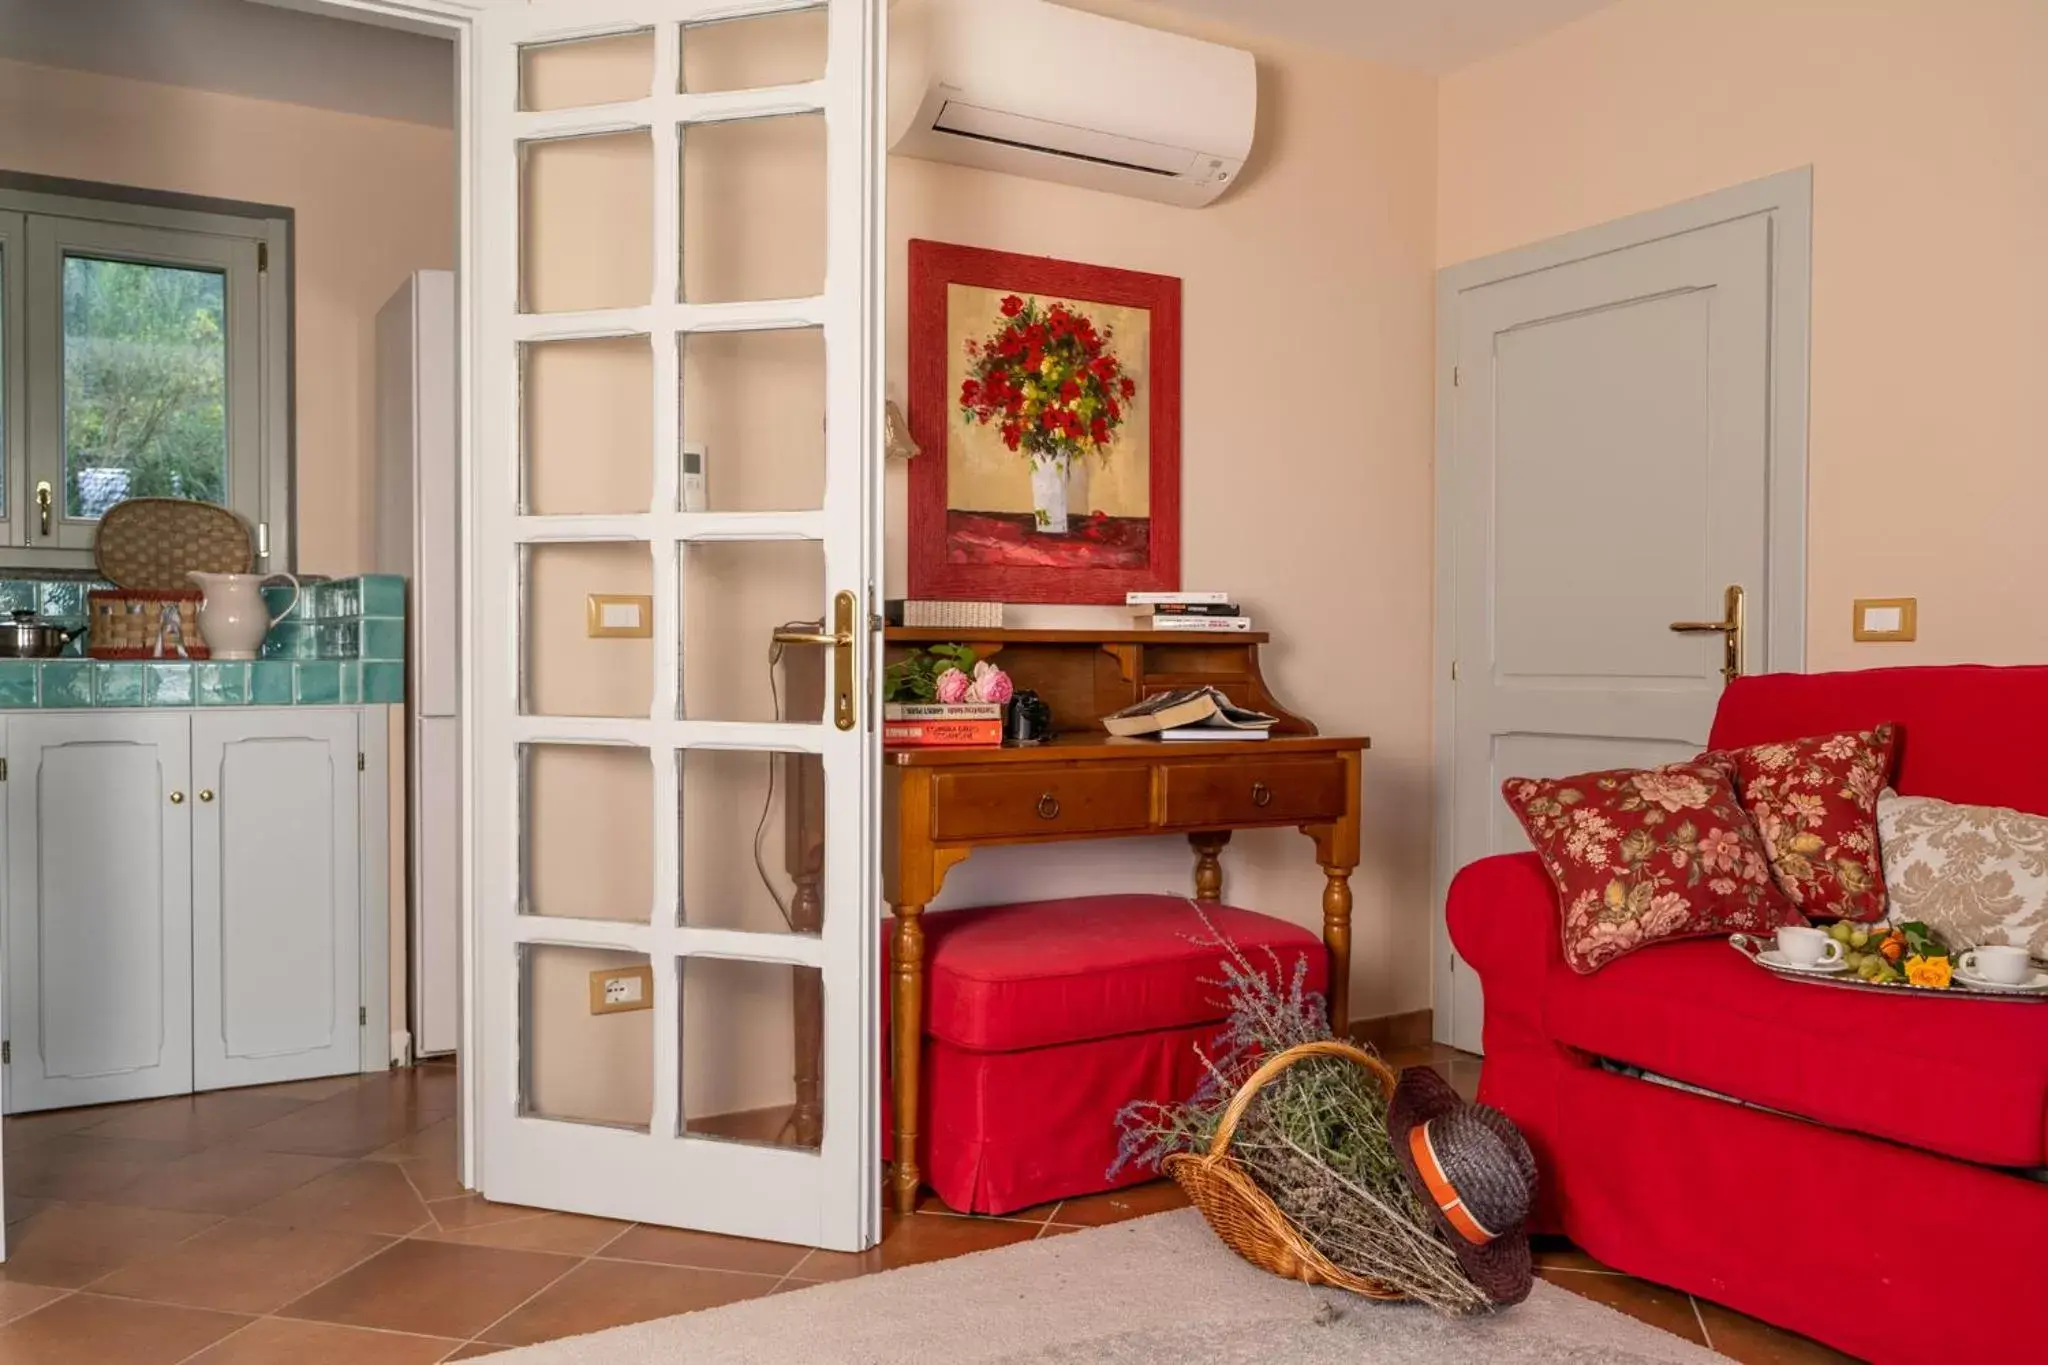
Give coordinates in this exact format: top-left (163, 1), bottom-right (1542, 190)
top-left (1111, 901), bottom-right (1491, 1317)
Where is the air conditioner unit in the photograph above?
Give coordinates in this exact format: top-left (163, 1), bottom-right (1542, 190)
top-left (888, 0), bottom-right (1256, 209)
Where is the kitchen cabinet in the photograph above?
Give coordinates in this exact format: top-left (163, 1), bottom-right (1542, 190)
top-left (2, 708), bottom-right (388, 1113)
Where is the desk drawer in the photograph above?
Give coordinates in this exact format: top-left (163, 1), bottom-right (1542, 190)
top-left (1161, 758), bottom-right (1347, 828)
top-left (930, 766), bottom-right (1154, 841)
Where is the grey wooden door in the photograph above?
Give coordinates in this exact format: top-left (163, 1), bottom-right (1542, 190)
top-left (1435, 173), bottom-right (1810, 1052)
top-left (5, 714), bottom-right (193, 1111)
top-left (192, 709), bottom-right (361, 1090)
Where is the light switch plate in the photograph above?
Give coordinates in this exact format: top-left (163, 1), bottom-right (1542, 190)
top-left (1853, 597), bottom-right (1917, 642)
top-left (586, 594), bottom-right (653, 639)
top-left (589, 963), bottom-right (654, 1015)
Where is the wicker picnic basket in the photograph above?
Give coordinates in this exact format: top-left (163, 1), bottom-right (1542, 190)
top-left (1162, 1039), bottom-right (1406, 1301)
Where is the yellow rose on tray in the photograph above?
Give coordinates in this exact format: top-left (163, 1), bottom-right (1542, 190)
top-left (1904, 954), bottom-right (1953, 989)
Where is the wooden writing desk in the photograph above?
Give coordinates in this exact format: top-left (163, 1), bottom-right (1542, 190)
top-left (876, 628), bottom-right (1368, 1214)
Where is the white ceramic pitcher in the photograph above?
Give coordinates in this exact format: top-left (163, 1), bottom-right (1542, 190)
top-left (189, 571), bottom-right (300, 660)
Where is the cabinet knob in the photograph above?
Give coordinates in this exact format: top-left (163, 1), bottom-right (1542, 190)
top-left (1251, 781), bottom-right (1273, 808)
top-left (198, 789), bottom-right (215, 803)
top-left (1035, 793), bottom-right (1061, 820)
top-left (168, 790), bottom-right (185, 805)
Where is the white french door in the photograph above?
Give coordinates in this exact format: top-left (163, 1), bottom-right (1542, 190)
top-left (473, 0), bottom-right (883, 1249)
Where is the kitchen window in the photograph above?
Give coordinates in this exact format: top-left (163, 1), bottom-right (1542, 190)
top-left (0, 179), bottom-right (292, 571)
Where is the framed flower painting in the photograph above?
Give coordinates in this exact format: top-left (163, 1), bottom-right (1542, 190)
top-left (907, 240), bottom-right (1181, 603)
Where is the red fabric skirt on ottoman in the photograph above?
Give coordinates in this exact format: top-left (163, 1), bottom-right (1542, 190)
top-left (883, 893), bottom-right (1327, 1216)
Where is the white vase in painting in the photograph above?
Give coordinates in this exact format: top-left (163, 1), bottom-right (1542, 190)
top-left (1029, 453), bottom-right (1091, 535)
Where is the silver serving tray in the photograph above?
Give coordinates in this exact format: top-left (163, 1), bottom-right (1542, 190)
top-left (1729, 935), bottom-right (2047, 1003)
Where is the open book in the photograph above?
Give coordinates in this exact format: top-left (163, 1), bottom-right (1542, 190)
top-left (1101, 686), bottom-right (1279, 739)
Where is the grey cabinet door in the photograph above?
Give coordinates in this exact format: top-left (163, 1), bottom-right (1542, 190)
top-left (5, 714), bottom-right (193, 1112)
top-left (192, 709), bottom-right (360, 1090)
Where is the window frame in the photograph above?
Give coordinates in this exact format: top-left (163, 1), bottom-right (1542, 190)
top-left (0, 178), bottom-right (293, 573)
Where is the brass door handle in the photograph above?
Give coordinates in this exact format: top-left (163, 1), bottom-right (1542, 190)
top-left (36, 482), bottom-right (52, 537)
top-left (769, 591), bottom-right (858, 731)
top-left (1035, 793), bottom-right (1061, 820)
top-left (1250, 781), bottom-right (1273, 808)
top-left (1669, 584), bottom-right (1745, 684)
top-left (198, 789), bottom-right (215, 803)
top-left (169, 790), bottom-right (185, 805)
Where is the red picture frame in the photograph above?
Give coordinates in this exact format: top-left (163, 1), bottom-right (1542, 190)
top-left (907, 240), bottom-right (1181, 604)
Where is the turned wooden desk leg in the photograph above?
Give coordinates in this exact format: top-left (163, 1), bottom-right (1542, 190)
top-left (1321, 866), bottom-right (1354, 1035)
top-left (1189, 831), bottom-right (1230, 902)
top-left (890, 902), bottom-right (927, 1216)
top-left (789, 875), bottom-right (823, 1149)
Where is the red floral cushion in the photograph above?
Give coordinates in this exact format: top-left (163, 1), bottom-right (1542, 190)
top-left (1706, 725), bottom-right (1898, 923)
top-left (1503, 762), bottom-right (1800, 974)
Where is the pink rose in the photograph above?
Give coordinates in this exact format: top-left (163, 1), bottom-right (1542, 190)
top-left (934, 668), bottom-right (971, 704)
top-left (970, 660), bottom-right (1014, 705)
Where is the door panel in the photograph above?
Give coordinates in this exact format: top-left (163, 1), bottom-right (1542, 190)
top-left (474, 0), bottom-right (883, 1252)
top-left (192, 709), bottom-right (360, 1089)
top-left (1442, 204), bottom-right (1794, 1053)
top-left (5, 714), bottom-right (192, 1111)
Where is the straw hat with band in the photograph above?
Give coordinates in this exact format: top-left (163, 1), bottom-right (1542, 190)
top-left (1388, 1066), bottom-right (1537, 1306)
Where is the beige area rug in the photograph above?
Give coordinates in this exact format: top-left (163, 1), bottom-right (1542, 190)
top-left (493, 1209), bottom-right (1730, 1363)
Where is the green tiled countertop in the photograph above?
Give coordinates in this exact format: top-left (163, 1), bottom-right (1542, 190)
top-left (0, 574), bottom-right (405, 710)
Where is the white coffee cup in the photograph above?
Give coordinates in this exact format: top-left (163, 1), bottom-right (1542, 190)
top-left (1775, 925), bottom-right (1844, 968)
top-left (1959, 944), bottom-right (2033, 986)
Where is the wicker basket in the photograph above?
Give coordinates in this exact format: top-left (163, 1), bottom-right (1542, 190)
top-left (87, 589), bottom-right (210, 660)
top-left (1162, 1039), bottom-right (1406, 1300)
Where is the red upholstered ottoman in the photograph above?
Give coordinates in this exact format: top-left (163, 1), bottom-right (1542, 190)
top-left (883, 893), bottom-right (1327, 1215)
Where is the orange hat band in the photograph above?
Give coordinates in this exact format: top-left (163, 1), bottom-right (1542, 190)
top-left (1409, 1122), bottom-right (1497, 1247)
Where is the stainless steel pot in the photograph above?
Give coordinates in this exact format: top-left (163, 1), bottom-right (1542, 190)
top-left (0, 610), bottom-right (83, 659)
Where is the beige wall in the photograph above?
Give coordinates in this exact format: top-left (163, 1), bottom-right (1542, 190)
top-left (1438, 0), bottom-right (2048, 669)
top-left (888, 0), bottom-right (1441, 1020)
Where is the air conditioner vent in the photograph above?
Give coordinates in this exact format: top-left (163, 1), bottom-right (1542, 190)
top-left (932, 101), bottom-right (1193, 178)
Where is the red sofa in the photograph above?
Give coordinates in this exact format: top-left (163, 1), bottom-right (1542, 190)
top-left (1449, 666), bottom-right (2048, 1365)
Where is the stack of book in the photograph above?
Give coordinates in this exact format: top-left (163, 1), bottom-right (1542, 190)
top-left (1102, 687), bottom-right (1278, 741)
top-left (882, 703), bottom-right (1003, 747)
top-left (1128, 591), bottom-right (1250, 632)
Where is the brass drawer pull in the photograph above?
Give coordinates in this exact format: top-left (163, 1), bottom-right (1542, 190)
top-left (1035, 793), bottom-right (1061, 820)
top-left (168, 790), bottom-right (185, 805)
top-left (198, 789), bottom-right (215, 803)
top-left (1251, 781), bottom-right (1273, 808)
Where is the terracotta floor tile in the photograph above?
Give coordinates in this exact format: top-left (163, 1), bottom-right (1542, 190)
top-left (82, 1091), bottom-right (311, 1146)
top-left (1530, 1237), bottom-right (1621, 1274)
top-left (90, 1219), bottom-right (394, 1314)
top-left (1539, 1267), bottom-right (1708, 1345)
top-left (0, 1291), bottom-right (248, 1363)
top-left (6, 1134), bottom-right (197, 1202)
top-left (2, 1105), bottom-right (127, 1147)
top-left (245, 1161), bottom-right (432, 1236)
top-left (366, 1116), bottom-right (456, 1165)
top-left (238, 1084), bottom-right (440, 1159)
top-left (442, 1344), bottom-right (512, 1360)
top-left (420, 1210), bottom-right (631, 1257)
top-left (105, 1146), bottom-right (347, 1216)
top-left (0, 1281), bottom-right (70, 1325)
top-left (1694, 1299), bottom-right (1863, 1364)
top-left (0, 1202), bottom-right (223, 1289)
top-left (1382, 1043), bottom-right (1477, 1069)
top-left (426, 1194), bottom-right (549, 1232)
top-left (1047, 1179), bottom-right (1191, 1227)
top-left (797, 1210), bottom-right (1040, 1281)
top-left (238, 1075), bottom-right (372, 1104)
top-left (182, 1315), bottom-right (463, 1365)
top-left (5, 1195), bottom-right (52, 1227)
top-left (279, 1239), bottom-right (578, 1339)
top-left (478, 1257), bottom-right (780, 1348)
top-left (599, 1224), bottom-right (814, 1277)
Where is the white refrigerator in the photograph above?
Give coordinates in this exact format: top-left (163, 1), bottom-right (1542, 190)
top-left (375, 271), bottom-right (459, 1058)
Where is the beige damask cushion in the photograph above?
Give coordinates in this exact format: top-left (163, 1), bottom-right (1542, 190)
top-left (1877, 789), bottom-right (2048, 957)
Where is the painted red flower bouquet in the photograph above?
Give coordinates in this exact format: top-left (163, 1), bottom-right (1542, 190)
top-left (958, 295), bottom-right (1138, 466)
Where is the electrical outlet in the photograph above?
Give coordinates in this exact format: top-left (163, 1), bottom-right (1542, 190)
top-left (1853, 598), bottom-right (1917, 642)
top-left (586, 594), bottom-right (653, 639)
top-left (588, 963), bottom-right (654, 1015)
